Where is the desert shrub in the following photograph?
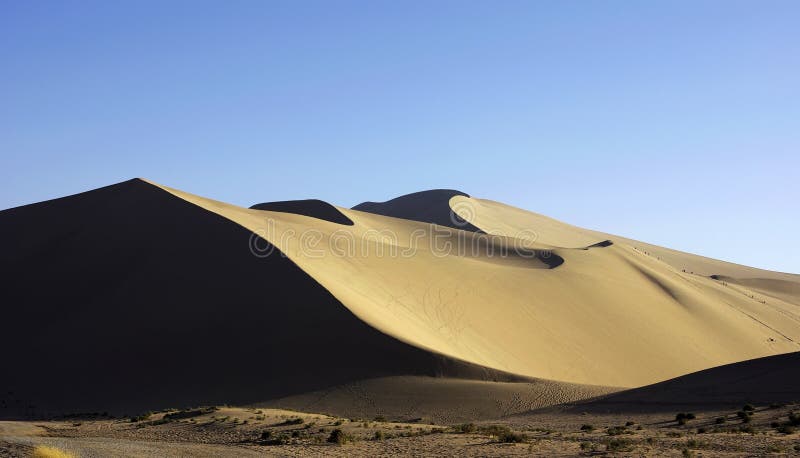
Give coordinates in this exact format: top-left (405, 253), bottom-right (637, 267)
top-left (579, 441), bottom-right (594, 451)
top-left (580, 424), bottom-right (594, 432)
top-left (625, 421), bottom-right (635, 426)
top-left (278, 418), bottom-right (304, 426)
top-left (696, 427), bottom-right (707, 433)
top-left (681, 449), bottom-right (695, 458)
top-left (606, 425), bottom-right (630, 436)
top-left (32, 446), bottom-right (76, 458)
top-left (477, 425), bottom-right (512, 437)
top-left (333, 419), bottom-right (343, 426)
top-left (675, 413), bottom-right (695, 425)
top-left (736, 411), bottom-right (752, 423)
top-left (738, 425), bottom-right (754, 433)
top-left (452, 423), bottom-right (477, 433)
top-left (497, 430), bottom-right (527, 443)
top-left (373, 430), bottom-right (385, 440)
top-left (788, 412), bottom-right (800, 426)
top-left (164, 409), bottom-right (207, 420)
top-left (715, 417), bottom-right (726, 424)
top-left (374, 416), bottom-right (386, 422)
top-left (327, 428), bottom-right (352, 445)
top-left (603, 438), bottom-right (633, 452)
top-left (742, 404), bottom-right (755, 412)
top-left (686, 438), bottom-right (705, 449)
top-left (130, 411), bottom-right (152, 422)
top-left (776, 424), bottom-right (796, 434)
top-left (264, 434), bottom-right (290, 445)
top-left (149, 417), bottom-right (171, 426)
top-left (666, 431), bottom-right (682, 438)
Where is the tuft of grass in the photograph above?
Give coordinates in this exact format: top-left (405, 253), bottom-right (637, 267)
top-left (327, 428), bottom-right (352, 445)
top-left (497, 431), bottom-right (527, 443)
top-left (452, 423), bottom-right (477, 434)
top-left (32, 446), bottom-right (76, 458)
top-left (603, 438), bottom-right (633, 452)
top-left (606, 425), bottom-right (631, 436)
top-left (373, 430), bottom-right (385, 441)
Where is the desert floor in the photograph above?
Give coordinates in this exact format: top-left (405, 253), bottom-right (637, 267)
top-left (3, 403), bottom-right (800, 457)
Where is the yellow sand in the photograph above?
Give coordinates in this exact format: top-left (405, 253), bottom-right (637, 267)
top-left (150, 181), bottom-right (800, 388)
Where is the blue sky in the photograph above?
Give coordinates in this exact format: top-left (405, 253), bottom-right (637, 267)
top-left (1, 1), bottom-right (798, 273)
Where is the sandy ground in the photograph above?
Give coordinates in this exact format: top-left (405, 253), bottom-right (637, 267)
top-left (3, 403), bottom-right (799, 457)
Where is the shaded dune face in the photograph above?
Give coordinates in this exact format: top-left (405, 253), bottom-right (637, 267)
top-left (353, 189), bottom-right (483, 232)
top-left (250, 199), bottom-right (354, 225)
top-left (0, 179), bottom-right (527, 419)
top-left (580, 351), bottom-right (800, 412)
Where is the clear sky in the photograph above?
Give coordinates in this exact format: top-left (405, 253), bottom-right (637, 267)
top-left (1, 1), bottom-right (798, 273)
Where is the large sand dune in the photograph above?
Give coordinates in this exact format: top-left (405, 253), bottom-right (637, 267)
top-left (0, 180), bottom-right (526, 418)
top-left (2, 180), bottom-right (798, 418)
top-left (158, 184), bottom-right (800, 388)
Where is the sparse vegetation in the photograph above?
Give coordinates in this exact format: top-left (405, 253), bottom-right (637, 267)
top-left (580, 424), bottom-right (594, 432)
top-left (606, 425), bottom-right (631, 436)
top-left (603, 438), bottom-right (633, 452)
top-left (714, 416), bottom-right (726, 424)
top-left (675, 412), bottom-right (696, 425)
top-left (327, 428), bottom-right (352, 445)
top-left (32, 446), bottom-right (76, 458)
top-left (452, 423), bottom-right (477, 433)
top-left (277, 417), bottom-right (304, 426)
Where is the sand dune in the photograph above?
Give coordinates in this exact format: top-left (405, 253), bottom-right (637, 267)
top-left (259, 376), bottom-right (618, 424)
top-left (0, 180), bottom-right (525, 419)
top-left (251, 199), bottom-right (354, 225)
top-left (2, 180), bottom-right (798, 419)
top-left (570, 351), bottom-right (800, 412)
top-left (353, 189), bottom-right (483, 232)
top-left (157, 184), bottom-right (800, 388)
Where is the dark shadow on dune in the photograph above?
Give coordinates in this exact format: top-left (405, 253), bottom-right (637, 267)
top-left (0, 179), bottom-right (530, 420)
top-left (569, 352), bottom-right (800, 413)
top-left (353, 189), bottom-right (484, 232)
top-left (587, 240), bottom-right (613, 248)
top-left (622, 258), bottom-right (681, 303)
top-left (250, 199), bottom-right (353, 225)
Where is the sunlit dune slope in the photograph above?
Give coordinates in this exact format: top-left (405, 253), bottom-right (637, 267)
top-left (155, 183), bottom-right (800, 388)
